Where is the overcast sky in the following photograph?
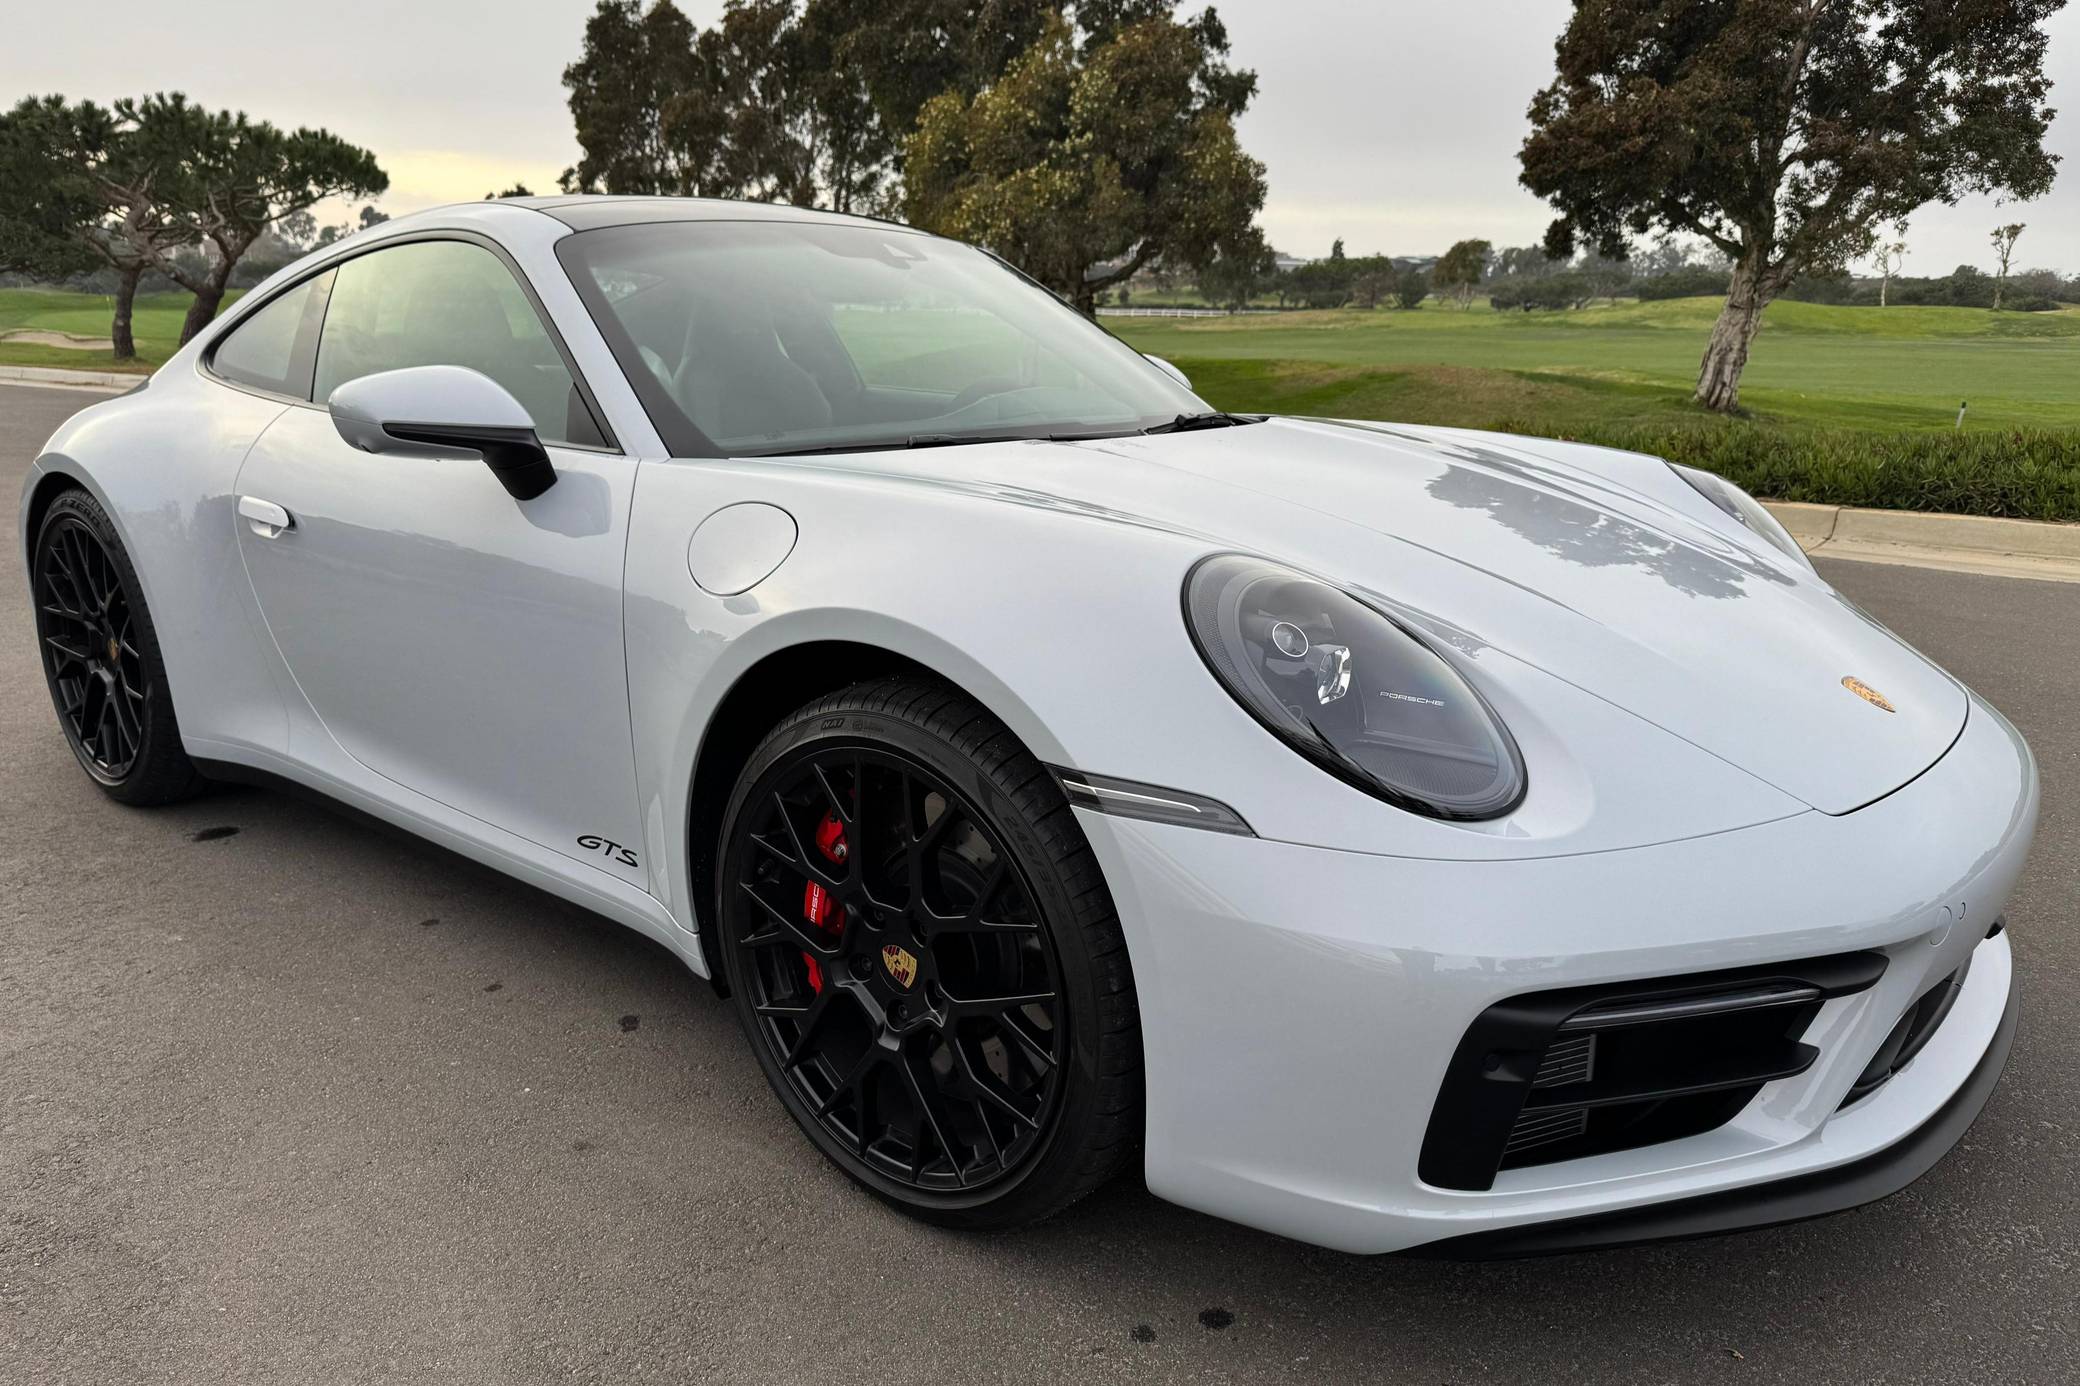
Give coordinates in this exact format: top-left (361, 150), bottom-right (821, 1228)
top-left (9, 1), bottom-right (2078, 275)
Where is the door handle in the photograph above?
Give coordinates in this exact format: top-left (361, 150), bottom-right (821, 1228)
top-left (238, 495), bottom-right (294, 539)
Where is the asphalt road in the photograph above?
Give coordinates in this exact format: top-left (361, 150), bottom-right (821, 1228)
top-left (3, 383), bottom-right (2074, 1384)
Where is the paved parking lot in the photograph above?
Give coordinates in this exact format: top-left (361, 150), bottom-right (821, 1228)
top-left (3, 383), bottom-right (2075, 1383)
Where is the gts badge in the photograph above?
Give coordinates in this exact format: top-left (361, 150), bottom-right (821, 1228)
top-left (577, 834), bottom-right (640, 869)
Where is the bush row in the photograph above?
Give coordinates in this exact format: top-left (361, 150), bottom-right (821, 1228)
top-left (1533, 424), bottom-right (2080, 522)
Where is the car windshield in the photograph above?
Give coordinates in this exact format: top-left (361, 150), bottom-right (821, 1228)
top-left (556, 218), bottom-right (1211, 457)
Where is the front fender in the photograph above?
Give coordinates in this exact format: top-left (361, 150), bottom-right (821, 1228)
top-left (620, 452), bottom-right (1812, 954)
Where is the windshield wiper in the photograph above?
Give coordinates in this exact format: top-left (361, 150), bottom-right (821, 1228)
top-left (1141, 411), bottom-right (1267, 435)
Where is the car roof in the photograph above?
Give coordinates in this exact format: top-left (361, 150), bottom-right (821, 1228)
top-left (499, 194), bottom-right (924, 236)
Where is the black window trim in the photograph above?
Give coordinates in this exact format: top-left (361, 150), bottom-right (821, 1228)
top-left (199, 227), bottom-right (621, 455)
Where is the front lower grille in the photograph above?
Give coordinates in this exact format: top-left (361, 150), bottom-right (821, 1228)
top-left (1532, 1033), bottom-right (1597, 1088)
top-left (1420, 952), bottom-right (1888, 1192)
top-left (1501, 1107), bottom-right (1588, 1156)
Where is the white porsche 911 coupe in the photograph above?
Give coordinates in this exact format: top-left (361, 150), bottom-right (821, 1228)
top-left (21, 197), bottom-right (2035, 1256)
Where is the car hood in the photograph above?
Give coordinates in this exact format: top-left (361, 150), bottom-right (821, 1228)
top-left (795, 416), bottom-right (1966, 815)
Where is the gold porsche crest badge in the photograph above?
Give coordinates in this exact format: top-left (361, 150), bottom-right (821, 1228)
top-left (881, 944), bottom-right (919, 989)
top-left (1842, 676), bottom-right (1896, 713)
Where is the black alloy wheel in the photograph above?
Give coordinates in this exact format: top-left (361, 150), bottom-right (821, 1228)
top-left (720, 678), bottom-right (1141, 1229)
top-left (31, 489), bottom-right (206, 804)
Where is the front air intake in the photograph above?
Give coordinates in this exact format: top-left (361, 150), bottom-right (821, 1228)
top-left (1840, 960), bottom-right (1972, 1108)
top-left (1420, 952), bottom-right (1888, 1192)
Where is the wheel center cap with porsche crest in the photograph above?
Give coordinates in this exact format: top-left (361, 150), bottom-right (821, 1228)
top-left (1841, 676), bottom-right (1896, 713)
top-left (881, 943), bottom-right (919, 989)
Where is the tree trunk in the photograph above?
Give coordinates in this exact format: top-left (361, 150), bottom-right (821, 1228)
top-left (1073, 285), bottom-right (1098, 320)
top-left (1695, 257), bottom-right (1777, 414)
top-left (179, 264), bottom-right (234, 345)
top-left (109, 265), bottom-right (143, 362)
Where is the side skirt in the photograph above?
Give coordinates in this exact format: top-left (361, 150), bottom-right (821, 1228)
top-left (187, 745), bottom-right (707, 975)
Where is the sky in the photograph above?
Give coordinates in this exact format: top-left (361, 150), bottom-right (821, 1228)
top-left (8, 1), bottom-right (2079, 276)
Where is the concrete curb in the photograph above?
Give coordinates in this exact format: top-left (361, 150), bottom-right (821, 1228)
top-left (0, 364), bottom-right (144, 394)
top-left (1767, 501), bottom-right (2080, 585)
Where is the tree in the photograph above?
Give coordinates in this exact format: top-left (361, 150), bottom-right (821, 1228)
top-left (0, 95), bottom-right (200, 360)
top-left (1394, 264), bottom-right (1430, 309)
top-left (485, 184), bottom-right (536, 199)
top-left (0, 98), bottom-right (101, 283)
top-left (1196, 229), bottom-right (1275, 310)
top-left (904, 6), bottom-right (1267, 316)
top-left (1991, 222), bottom-right (2025, 310)
top-left (275, 208), bottom-right (318, 249)
top-left (1873, 236), bottom-right (1907, 307)
top-left (1434, 238), bottom-right (1491, 309)
top-left (1521, 0), bottom-right (2064, 413)
top-left (561, 0), bottom-right (703, 194)
top-left (831, 0), bottom-right (1050, 155)
top-left (1575, 250), bottom-right (1632, 303)
top-left (1346, 254), bottom-right (1397, 309)
top-left (1490, 244), bottom-right (1557, 281)
top-left (124, 96), bottom-right (386, 342)
top-left (789, 0), bottom-right (896, 212)
top-left (1286, 252), bottom-right (1353, 308)
top-left (313, 204), bottom-right (387, 249)
top-left (562, 0), bottom-right (925, 214)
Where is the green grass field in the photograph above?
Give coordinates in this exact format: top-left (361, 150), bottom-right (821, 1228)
top-left (1108, 297), bottom-right (2080, 434)
top-left (0, 288), bottom-right (242, 372)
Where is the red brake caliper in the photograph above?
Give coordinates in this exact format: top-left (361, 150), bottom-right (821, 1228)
top-left (801, 812), bottom-right (849, 993)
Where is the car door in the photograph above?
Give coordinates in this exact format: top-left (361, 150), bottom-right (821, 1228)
top-left (231, 236), bottom-right (646, 879)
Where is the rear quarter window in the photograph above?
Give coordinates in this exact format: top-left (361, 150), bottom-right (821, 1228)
top-left (208, 273), bottom-right (329, 397)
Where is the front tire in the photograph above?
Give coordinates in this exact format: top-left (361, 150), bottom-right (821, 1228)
top-left (717, 677), bottom-right (1142, 1230)
top-left (30, 489), bottom-right (206, 805)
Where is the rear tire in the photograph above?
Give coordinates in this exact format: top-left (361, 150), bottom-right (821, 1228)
top-left (30, 489), bottom-right (207, 805)
top-left (716, 676), bottom-right (1142, 1230)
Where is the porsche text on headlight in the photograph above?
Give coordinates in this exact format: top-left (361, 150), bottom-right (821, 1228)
top-left (1185, 555), bottom-right (1526, 820)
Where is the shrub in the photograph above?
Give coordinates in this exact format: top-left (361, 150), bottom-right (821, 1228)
top-left (1491, 273), bottom-right (1594, 312)
top-left (1524, 423), bottom-right (2080, 522)
top-left (1635, 266), bottom-right (1732, 299)
top-left (1780, 272), bottom-right (1867, 305)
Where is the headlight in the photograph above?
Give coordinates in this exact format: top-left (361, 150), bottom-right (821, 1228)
top-left (1184, 555), bottom-right (1526, 820)
top-left (1669, 463), bottom-right (1812, 569)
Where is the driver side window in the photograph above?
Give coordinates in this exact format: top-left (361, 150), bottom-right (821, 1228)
top-left (313, 240), bottom-right (607, 448)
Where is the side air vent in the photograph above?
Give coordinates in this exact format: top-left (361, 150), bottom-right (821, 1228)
top-left (1420, 952), bottom-right (1888, 1192)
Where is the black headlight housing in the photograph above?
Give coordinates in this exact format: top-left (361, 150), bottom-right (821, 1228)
top-left (1185, 555), bottom-right (1526, 821)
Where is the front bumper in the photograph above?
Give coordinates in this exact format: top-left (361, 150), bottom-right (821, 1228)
top-left (1076, 694), bottom-right (2037, 1255)
top-left (1414, 977), bottom-right (2017, 1257)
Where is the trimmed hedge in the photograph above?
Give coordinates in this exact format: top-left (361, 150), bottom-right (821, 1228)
top-left (1513, 423), bottom-right (2080, 522)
